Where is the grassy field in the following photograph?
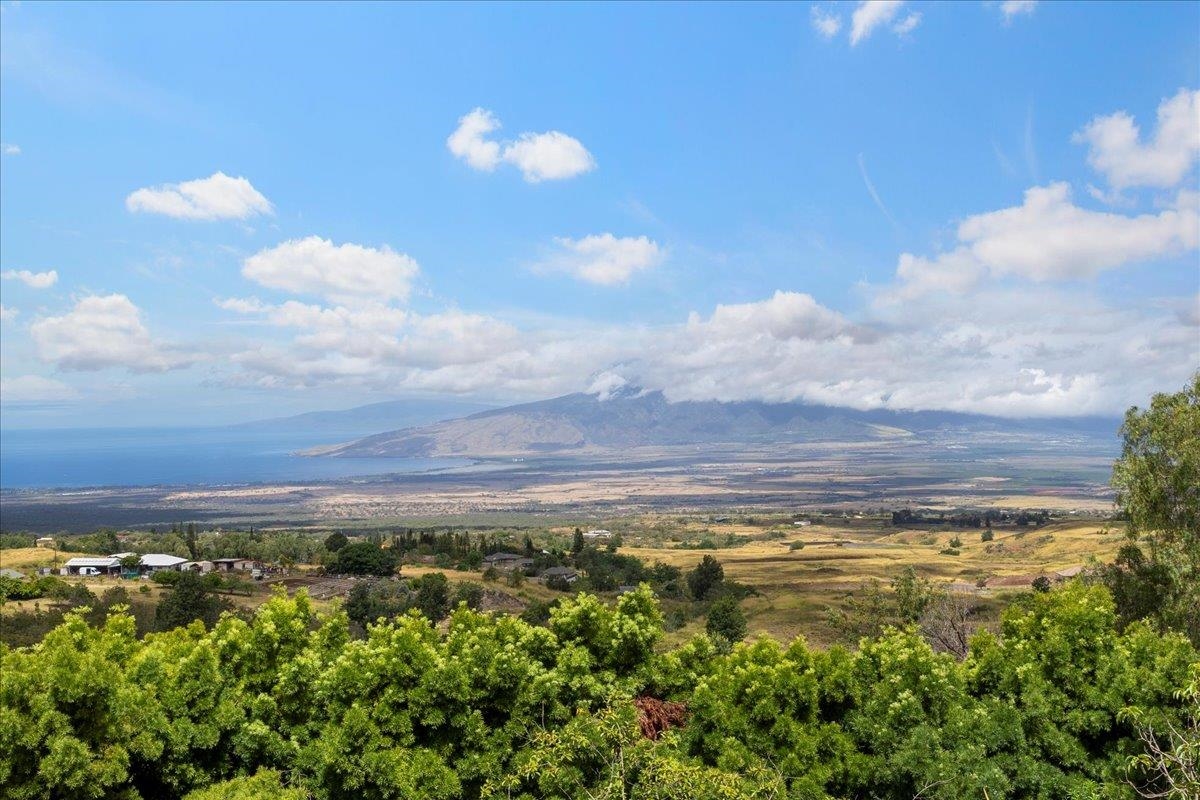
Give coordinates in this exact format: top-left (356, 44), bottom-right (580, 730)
top-left (619, 517), bottom-right (1123, 646)
top-left (1, 515), bottom-right (1124, 648)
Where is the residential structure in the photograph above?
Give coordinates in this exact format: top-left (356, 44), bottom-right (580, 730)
top-left (482, 552), bottom-right (533, 571)
top-left (541, 567), bottom-right (579, 584)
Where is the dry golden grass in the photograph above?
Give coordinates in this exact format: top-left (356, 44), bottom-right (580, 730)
top-left (626, 520), bottom-right (1122, 646)
top-left (0, 547), bottom-right (88, 571)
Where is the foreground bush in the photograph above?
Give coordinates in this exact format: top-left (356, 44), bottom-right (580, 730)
top-left (0, 582), bottom-right (1195, 800)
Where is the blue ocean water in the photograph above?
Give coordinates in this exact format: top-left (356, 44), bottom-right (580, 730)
top-left (0, 427), bottom-right (468, 489)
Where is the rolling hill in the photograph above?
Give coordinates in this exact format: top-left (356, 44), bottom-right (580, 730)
top-left (311, 387), bottom-right (1120, 458)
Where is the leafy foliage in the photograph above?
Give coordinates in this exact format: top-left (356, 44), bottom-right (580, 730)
top-left (329, 542), bottom-right (399, 576)
top-left (1103, 374), bottom-right (1200, 644)
top-left (1, 580), bottom-right (1195, 800)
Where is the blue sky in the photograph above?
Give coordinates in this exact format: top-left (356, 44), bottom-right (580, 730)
top-left (1, 0), bottom-right (1197, 427)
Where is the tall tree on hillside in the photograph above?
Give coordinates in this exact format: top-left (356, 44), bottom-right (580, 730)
top-left (1103, 374), bottom-right (1200, 644)
top-left (687, 555), bottom-right (725, 601)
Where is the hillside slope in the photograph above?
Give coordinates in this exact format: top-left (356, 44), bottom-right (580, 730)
top-left (313, 388), bottom-right (1119, 458)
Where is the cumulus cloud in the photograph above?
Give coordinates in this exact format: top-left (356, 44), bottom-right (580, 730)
top-left (881, 182), bottom-right (1198, 301)
top-left (2, 268), bottom-right (58, 288)
top-left (850, 1), bottom-right (914, 46)
top-left (811, 6), bottom-right (842, 38)
top-left (446, 108), bottom-right (502, 171)
top-left (1, 143), bottom-right (20, 156)
top-left (126, 171), bottom-right (273, 220)
top-left (242, 236), bottom-right (420, 305)
top-left (30, 294), bottom-right (192, 372)
top-left (214, 276), bottom-right (1198, 418)
top-left (535, 234), bottom-right (664, 286)
top-left (1073, 89), bottom-right (1200, 190)
top-left (447, 108), bottom-right (596, 182)
top-left (0, 375), bottom-right (80, 403)
top-left (999, 0), bottom-right (1037, 22)
top-left (0, 304), bottom-right (18, 322)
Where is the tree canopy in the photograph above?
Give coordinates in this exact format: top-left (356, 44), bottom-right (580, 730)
top-left (1, 581), bottom-right (1195, 800)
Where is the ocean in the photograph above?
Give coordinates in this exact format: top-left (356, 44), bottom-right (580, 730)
top-left (0, 426), bottom-right (468, 489)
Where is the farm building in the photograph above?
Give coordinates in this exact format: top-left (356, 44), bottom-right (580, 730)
top-left (583, 529), bottom-right (612, 540)
top-left (180, 560), bottom-right (216, 573)
top-left (541, 567), bottom-right (579, 584)
top-left (63, 554), bottom-right (188, 577)
top-left (139, 554), bottom-right (189, 573)
top-left (35, 537), bottom-right (55, 548)
top-left (62, 557), bottom-right (121, 576)
top-left (212, 558), bottom-right (258, 572)
top-left (0, 568), bottom-right (26, 580)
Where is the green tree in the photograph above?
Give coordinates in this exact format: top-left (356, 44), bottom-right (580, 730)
top-left (705, 595), bottom-right (747, 645)
top-left (687, 555), bottom-right (725, 600)
top-left (411, 572), bottom-right (451, 621)
top-left (324, 532), bottom-right (349, 552)
top-left (1104, 374), bottom-right (1200, 643)
top-left (154, 571), bottom-right (223, 630)
top-left (185, 522), bottom-right (199, 561)
top-left (183, 770), bottom-right (306, 800)
top-left (331, 542), bottom-right (398, 576)
top-left (892, 566), bottom-right (938, 623)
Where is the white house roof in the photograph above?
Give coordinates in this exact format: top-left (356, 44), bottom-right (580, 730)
top-left (138, 554), bottom-right (188, 567)
top-left (64, 557), bottom-right (120, 569)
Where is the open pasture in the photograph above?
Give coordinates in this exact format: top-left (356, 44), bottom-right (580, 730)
top-left (623, 519), bottom-right (1123, 645)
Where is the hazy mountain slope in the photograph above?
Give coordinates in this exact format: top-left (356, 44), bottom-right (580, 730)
top-left (236, 399), bottom-right (496, 436)
top-left (313, 389), bottom-right (1119, 458)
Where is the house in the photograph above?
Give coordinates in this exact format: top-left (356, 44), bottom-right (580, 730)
top-left (180, 560), bottom-right (215, 573)
top-left (482, 552), bottom-right (533, 571)
top-left (62, 556), bottom-right (121, 576)
top-left (583, 529), bottom-right (612, 540)
top-left (35, 537), bottom-right (55, 548)
top-left (792, 520), bottom-right (812, 527)
top-left (138, 554), bottom-right (188, 573)
top-left (212, 558), bottom-right (257, 572)
top-left (541, 567), bottom-right (578, 584)
top-left (0, 568), bottom-right (26, 580)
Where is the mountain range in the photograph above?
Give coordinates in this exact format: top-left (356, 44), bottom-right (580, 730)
top-left (306, 388), bottom-right (1120, 459)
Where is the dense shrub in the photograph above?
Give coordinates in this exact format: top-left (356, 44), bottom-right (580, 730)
top-left (0, 582), bottom-right (1194, 800)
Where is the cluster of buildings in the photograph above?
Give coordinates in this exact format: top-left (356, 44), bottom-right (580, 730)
top-left (60, 554), bottom-right (261, 578)
top-left (481, 552), bottom-right (578, 584)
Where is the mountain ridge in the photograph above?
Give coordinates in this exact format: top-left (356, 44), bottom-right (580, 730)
top-left (310, 389), bottom-right (1120, 458)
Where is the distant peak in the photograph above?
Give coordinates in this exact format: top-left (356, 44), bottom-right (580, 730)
top-left (585, 370), bottom-right (644, 401)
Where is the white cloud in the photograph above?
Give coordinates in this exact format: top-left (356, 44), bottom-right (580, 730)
top-left (447, 108), bottom-right (596, 182)
top-left (892, 12), bottom-right (921, 35)
top-left (446, 108), bottom-right (502, 171)
top-left (850, 1), bottom-right (905, 45)
top-left (502, 132), bottom-right (596, 183)
top-left (810, 6), bottom-right (842, 38)
top-left (0, 375), bottom-right (80, 403)
top-left (536, 234), bottom-right (664, 286)
top-left (1073, 89), bottom-right (1200, 190)
top-left (126, 171), bottom-right (273, 220)
top-left (1, 142), bottom-right (20, 155)
top-left (0, 304), bottom-right (18, 322)
top-left (2, 268), bottom-right (57, 288)
top-left (1000, 0), bottom-right (1037, 22)
top-left (882, 182), bottom-right (1198, 300)
top-left (30, 294), bottom-right (192, 372)
top-left (242, 236), bottom-right (420, 305)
